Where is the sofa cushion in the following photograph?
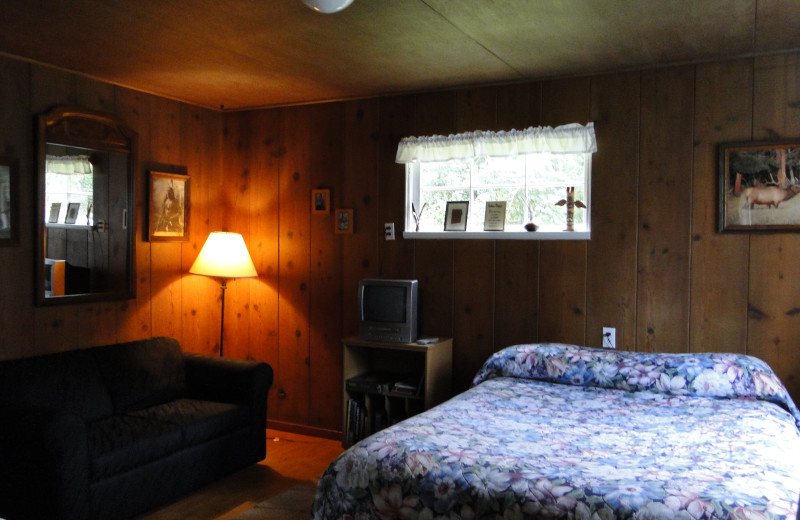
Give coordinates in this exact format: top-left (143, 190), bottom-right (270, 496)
top-left (93, 337), bottom-right (186, 412)
top-left (88, 414), bottom-right (183, 480)
top-left (127, 398), bottom-right (251, 446)
top-left (0, 349), bottom-right (113, 421)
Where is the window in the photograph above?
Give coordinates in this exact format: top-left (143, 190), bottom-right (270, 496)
top-left (45, 155), bottom-right (94, 224)
top-left (397, 124), bottom-right (596, 238)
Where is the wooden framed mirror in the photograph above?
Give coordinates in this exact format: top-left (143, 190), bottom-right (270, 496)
top-left (36, 106), bottom-right (137, 305)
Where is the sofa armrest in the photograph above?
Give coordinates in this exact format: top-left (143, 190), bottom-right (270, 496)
top-left (183, 354), bottom-right (273, 426)
top-left (0, 405), bottom-right (90, 520)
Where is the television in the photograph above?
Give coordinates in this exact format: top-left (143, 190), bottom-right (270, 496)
top-left (358, 279), bottom-right (418, 343)
top-left (44, 258), bottom-right (65, 297)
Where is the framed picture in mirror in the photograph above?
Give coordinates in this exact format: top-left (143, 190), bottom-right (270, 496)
top-left (0, 157), bottom-right (18, 245)
top-left (65, 202), bottom-right (81, 224)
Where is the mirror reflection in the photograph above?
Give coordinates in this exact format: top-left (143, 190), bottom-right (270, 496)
top-left (37, 107), bottom-right (136, 305)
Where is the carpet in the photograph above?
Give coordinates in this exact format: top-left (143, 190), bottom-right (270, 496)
top-left (220, 482), bottom-right (317, 520)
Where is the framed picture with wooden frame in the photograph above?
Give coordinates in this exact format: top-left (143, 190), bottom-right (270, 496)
top-left (444, 201), bottom-right (469, 231)
top-left (335, 208), bottom-right (353, 234)
top-left (718, 140), bottom-right (800, 232)
top-left (149, 170), bottom-right (190, 241)
top-left (312, 189), bottom-right (330, 214)
top-left (0, 156), bottom-right (18, 245)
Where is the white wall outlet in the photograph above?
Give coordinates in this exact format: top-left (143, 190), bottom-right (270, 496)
top-left (384, 222), bottom-right (395, 240)
top-left (602, 327), bottom-right (616, 349)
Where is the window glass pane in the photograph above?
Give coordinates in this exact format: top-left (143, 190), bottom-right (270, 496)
top-left (472, 187), bottom-right (525, 228)
top-left (527, 186), bottom-right (586, 227)
top-left (526, 153), bottom-right (586, 185)
top-left (45, 172), bottom-right (94, 223)
top-left (419, 189), bottom-right (469, 230)
top-left (473, 156), bottom-right (524, 186)
top-left (69, 173), bottom-right (93, 195)
top-left (421, 160), bottom-right (469, 187)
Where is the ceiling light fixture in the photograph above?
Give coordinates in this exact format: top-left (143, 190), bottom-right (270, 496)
top-left (302, 0), bottom-right (354, 14)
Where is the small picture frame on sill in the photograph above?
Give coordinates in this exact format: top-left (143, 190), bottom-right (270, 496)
top-left (48, 202), bottom-right (61, 223)
top-left (65, 202), bottom-right (80, 224)
top-left (484, 201), bottom-right (507, 231)
top-left (312, 189), bottom-right (330, 214)
top-left (335, 208), bottom-right (353, 234)
top-left (444, 201), bottom-right (468, 231)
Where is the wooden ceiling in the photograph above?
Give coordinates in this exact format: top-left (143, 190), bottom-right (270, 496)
top-left (1, 0), bottom-right (798, 111)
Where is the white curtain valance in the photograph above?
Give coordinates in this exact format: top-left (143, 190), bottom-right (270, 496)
top-left (396, 123), bottom-right (596, 164)
top-left (46, 155), bottom-right (93, 175)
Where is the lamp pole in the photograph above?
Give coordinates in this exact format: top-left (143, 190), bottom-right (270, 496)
top-left (219, 278), bottom-right (228, 357)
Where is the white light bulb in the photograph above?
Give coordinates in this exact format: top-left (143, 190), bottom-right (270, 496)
top-left (302, 0), bottom-right (354, 14)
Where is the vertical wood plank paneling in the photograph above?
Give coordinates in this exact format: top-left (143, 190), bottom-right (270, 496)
top-left (636, 67), bottom-right (695, 352)
top-left (115, 87), bottom-right (153, 342)
top-left (494, 83), bottom-right (542, 350)
top-left (277, 106), bottom-right (311, 425)
top-left (539, 78), bottom-right (591, 346)
top-left (341, 99), bottom-right (381, 339)
top-left (30, 64), bottom-right (79, 352)
top-left (148, 96), bottom-right (183, 343)
top-left (413, 91), bottom-right (456, 339)
top-left (748, 54), bottom-right (800, 397)
top-left (308, 102), bottom-right (345, 431)
top-left (690, 60), bottom-right (752, 354)
top-left (452, 86), bottom-right (498, 390)
top-left (76, 76), bottom-right (115, 114)
top-left (249, 108), bottom-right (281, 420)
top-left (0, 56), bottom-right (32, 359)
top-left (585, 72), bottom-right (640, 350)
top-left (73, 78), bottom-right (119, 346)
top-left (179, 105), bottom-right (220, 355)
top-left (221, 109), bottom-right (255, 360)
top-left (377, 95), bottom-right (416, 279)
top-left (497, 82), bottom-right (541, 132)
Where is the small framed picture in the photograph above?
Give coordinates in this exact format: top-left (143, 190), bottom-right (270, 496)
top-left (335, 208), bottom-right (353, 234)
top-left (312, 189), bottom-right (330, 214)
top-left (0, 156), bottom-right (18, 245)
top-left (65, 202), bottom-right (81, 224)
top-left (444, 201), bottom-right (469, 231)
top-left (48, 202), bottom-right (62, 223)
top-left (149, 170), bottom-right (190, 241)
top-left (484, 201), bottom-right (507, 231)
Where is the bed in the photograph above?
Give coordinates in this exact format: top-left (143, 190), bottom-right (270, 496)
top-left (312, 343), bottom-right (800, 519)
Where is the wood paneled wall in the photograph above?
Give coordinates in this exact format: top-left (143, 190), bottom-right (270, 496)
top-left (1, 52), bottom-right (799, 437)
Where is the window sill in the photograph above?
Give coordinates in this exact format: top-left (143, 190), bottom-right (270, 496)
top-left (403, 229), bottom-right (590, 240)
top-left (45, 223), bottom-right (93, 230)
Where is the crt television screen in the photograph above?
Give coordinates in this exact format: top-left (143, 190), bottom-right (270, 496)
top-left (363, 285), bottom-right (406, 323)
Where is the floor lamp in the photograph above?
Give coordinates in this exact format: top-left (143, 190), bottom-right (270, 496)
top-left (189, 232), bottom-right (257, 357)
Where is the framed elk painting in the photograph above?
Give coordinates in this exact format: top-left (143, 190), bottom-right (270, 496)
top-left (718, 140), bottom-right (800, 232)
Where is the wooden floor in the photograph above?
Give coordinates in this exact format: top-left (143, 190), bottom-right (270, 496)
top-left (135, 429), bottom-right (344, 520)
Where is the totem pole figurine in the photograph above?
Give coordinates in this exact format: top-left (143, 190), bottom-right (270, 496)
top-left (554, 187), bottom-right (586, 231)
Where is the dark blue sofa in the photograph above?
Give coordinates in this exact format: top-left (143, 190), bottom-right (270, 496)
top-left (0, 337), bottom-right (273, 520)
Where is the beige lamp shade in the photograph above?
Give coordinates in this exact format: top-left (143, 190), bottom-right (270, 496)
top-left (189, 232), bottom-right (257, 279)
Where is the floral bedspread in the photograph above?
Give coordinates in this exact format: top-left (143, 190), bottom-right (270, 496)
top-left (312, 344), bottom-right (800, 520)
